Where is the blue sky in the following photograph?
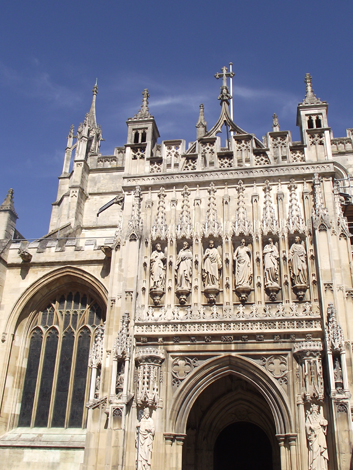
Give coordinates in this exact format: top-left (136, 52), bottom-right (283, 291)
top-left (1, 1), bottom-right (352, 239)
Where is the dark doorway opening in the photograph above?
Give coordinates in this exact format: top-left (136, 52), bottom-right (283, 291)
top-left (213, 421), bottom-right (272, 470)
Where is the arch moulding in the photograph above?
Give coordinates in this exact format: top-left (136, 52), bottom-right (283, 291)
top-left (168, 354), bottom-right (294, 436)
top-left (4, 265), bottom-right (108, 337)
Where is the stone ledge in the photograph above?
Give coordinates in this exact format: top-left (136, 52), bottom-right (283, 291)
top-left (0, 428), bottom-right (86, 448)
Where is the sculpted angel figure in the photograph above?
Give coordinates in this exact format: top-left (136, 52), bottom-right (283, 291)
top-left (263, 238), bottom-right (279, 286)
top-left (289, 236), bottom-right (307, 285)
top-left (150, 243), bottom-right (166, 289)
top-left (305, 404), bottom-right (328, 470)
top-left (175, 241), bottom-right (193, 290)
top-left (137, 407), bottom-right (155, 470)
top-left (202, 240), bottom-right (222, 288)
top-left (234, 239), bottom-right (252, 288)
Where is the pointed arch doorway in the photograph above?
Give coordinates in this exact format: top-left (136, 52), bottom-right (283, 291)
top-left (182, 374), bottom-right (280, 470)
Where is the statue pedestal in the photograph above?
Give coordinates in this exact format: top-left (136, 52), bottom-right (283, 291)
top-left (265, 283), bottom-right (280, 301)
top-left (235, 285), bottom-right (251, 303)
top-left (150, 287), bottom-right (165, 305)
top-left (292, 284), bottom-right (307, 301)
top-left (176, 287), bottom-right (191, 305)
top-left (204, 286), bottom-right (220, 305)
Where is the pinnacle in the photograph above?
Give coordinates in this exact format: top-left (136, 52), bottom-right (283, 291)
top-left (0, 188), bottom-right (18, 217)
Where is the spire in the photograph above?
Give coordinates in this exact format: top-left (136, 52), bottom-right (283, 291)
top-left (85, 80), bottom-right (98, 128)
top-left (130, 89), bottom-right (153, 120)
top-left (272, 113), bottom-right (280, 132)
top-left (196, 104), bottom-right (207, 139)
top-left (302, 73), bottom-right (324, 105)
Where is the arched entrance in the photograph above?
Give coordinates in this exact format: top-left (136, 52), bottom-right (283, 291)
top-left (181, 374), bottom-right (280, 470)
top-left (214, 422), bottom-right (272, 470)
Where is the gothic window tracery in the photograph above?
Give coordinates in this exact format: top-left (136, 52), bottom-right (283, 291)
top-left (18, 291), bottom-right (105, 429)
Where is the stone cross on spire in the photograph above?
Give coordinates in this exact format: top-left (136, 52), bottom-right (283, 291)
top-left (214, 66), bottom-right (234, 102)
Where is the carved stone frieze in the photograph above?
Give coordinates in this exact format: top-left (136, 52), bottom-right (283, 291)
top-left (124, 163), bottom-right (334, 186)
top-left (137, 302), bottom-right (320, 322)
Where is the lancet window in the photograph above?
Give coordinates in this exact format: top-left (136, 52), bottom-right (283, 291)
top-left (18, 291), bottom-right (105, 429)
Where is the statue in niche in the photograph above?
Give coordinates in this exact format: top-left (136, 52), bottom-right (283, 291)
top-left (263, 238), bottom-right (280, 301)
top-left (234, 239), bottom-right (252, 288)
top-left (150, 243), bottom-right (166, 289)
top-left (305, 404), bottom-right (328, 470)
top-left (263, 238), bottom-right (279, 287)
top-left (136, 407), bottom-right (155, 470)
top-left (289, 236), bottom-right (308, 301)
top-left (175, 241), bottom-right (193, 290)
top-left (175, 241), bottom-right (193, 304)
top-left (289, 236), bottom-right (308, 285)
top-left (233, 239), bottom-right (253, 302)
top-left (202, 240), bottom-right (222, 288)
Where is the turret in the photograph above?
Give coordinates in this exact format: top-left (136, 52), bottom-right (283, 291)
top-left (125, 89), bottom-right (160, 174)
top-left (297, 73), bottom-right (332, 161)
top-left (49, 83), bottom-right (102, 233)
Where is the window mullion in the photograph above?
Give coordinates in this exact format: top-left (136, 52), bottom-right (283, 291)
top-left (30, 327), bottom-right (47, 427)
top-left (82, 329), bottom-right (95, 427)
top-left (47, 328), bottom-right (62, 427)
top-left (64, 330), bottom-right (80, 428)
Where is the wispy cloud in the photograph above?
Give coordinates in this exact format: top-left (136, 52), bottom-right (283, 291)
top-left (0, 60), bottom-right (83, 109)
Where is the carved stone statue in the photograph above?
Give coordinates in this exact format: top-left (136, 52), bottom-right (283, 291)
top-left (202, 240), bottom-right (222, 288)
top-left (175, 241), bottom-right (193, 290)
top-left (175, 241), bottom-right (193, 304)
top-left (305, 404), bottom-right (328, 470)
top-left (234, 239), bottom-right (252, 288)
top-left (289, 236), bottom-right (307, 285)
top-left (263, 238), bottom-right (280, 301)
top-left (137, 407), bottom-right (155, 470)
top-left (150, 243), bottom-right (166, 289)
top-left (263, 238), bottom-right (279, 286)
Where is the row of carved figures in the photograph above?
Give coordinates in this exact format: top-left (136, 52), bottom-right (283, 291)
top-left (149, 236), bottom-right (308, 304)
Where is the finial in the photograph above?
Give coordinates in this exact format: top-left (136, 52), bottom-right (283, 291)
top-left (196, 104), bottom-right (207, 139)
top-left (130, 89), bottom-right (152, 120)
top-left (86, 81), bottom-right (98, 128)
top-left (68, 124), bottom-right (74, 139)
top-left (272, 113), bottom-right (280, 132)
top-left (3, 189), bottom-right (14, 205)
top-left (92, 79), bottom-right (98, 96)
top-left (215, 66), bottom-right (233, 103)
top-left (302, 73), bottom-right (323, 105)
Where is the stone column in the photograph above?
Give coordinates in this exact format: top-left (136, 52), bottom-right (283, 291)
top-left (287, 434), bottom-right (298, 470)
top-left (276, 435), bottom-right (287, 470)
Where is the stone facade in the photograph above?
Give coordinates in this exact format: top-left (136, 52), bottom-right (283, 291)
top-left (0, 69), bottom-right (353, 469)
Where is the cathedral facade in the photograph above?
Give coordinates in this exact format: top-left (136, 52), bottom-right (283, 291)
top-left (0, 69), bottom-right (352, 470)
